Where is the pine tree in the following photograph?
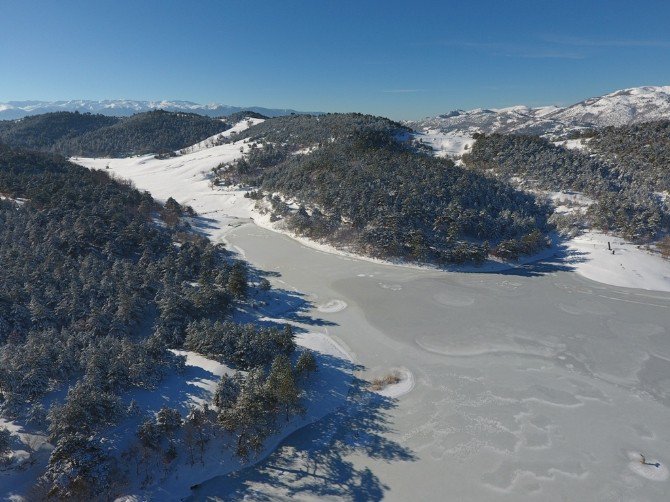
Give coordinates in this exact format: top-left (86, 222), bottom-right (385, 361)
top-left (0, 427), bottom-right (11, 457)
top-left (266, 354), bottom-right (302, 421)
top-left (296, 350), bottom-right (318, 376)
top-left (213, 373), bottom-right (241, 410)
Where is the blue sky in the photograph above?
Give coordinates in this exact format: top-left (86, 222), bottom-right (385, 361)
top-left (1, 0), bottom-right (669, 119)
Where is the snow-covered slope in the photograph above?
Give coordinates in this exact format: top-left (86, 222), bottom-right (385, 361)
top-left (411, 85), bottom-right (670, 152)
top-left (0, 99), bottom-right (320, 120)
top-left (548, 86), bottom-right (670, 128)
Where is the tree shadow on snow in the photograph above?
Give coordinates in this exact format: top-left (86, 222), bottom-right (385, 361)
top-left (235, 271), bottom-right (337, 328)
top-left (456, 234), bottom-right (590, 279)
top-left (189, 357), bottom-right (416, 502)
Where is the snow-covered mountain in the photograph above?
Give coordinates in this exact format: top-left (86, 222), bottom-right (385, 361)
top-left (0, 99), bottom-right (320, 120)
top-left (411, 86), bottom-right (670, 139)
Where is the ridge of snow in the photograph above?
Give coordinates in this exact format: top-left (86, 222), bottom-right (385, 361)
top-left (410, 85), bottom-right (670, 142)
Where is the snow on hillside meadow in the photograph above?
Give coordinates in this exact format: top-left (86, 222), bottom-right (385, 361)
top-left (73, 120), bottom-right (263, 238)
top-left (415, 129), bottom-right (474, 159)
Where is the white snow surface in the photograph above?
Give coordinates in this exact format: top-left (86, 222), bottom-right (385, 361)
top-left (73, 120), bottom-right (261, 237)
top-left (177, 118), bottom-right (264, 155)
top-left (416, 129), bottom-right (473, 158)
top-left (567, 232), bottom-right (670, 292)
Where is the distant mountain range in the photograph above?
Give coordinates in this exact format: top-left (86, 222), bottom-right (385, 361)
top-left (0, 99), bottom-right (321, 120)
top-left (409, 86), bottom-right (670, 137)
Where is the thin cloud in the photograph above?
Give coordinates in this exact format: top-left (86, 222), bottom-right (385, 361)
top-left (517, 51), bottom-right (585, 60)
top-left (381, 89), bottom-right (426, 93)
top-left (429, 40), bottom-right (585, 59)
top-left (544, 35), bottom-right (670, 48)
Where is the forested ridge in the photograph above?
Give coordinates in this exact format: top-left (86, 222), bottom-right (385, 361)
top-left (0, 145), bottom-right (316, 499)
top-left (463, 133), bottom-right (669, 241)
top-left (587, 120), bottom-right (670, 192)
top-left (0, 112), bottom-right (120, 152)
top-left (0, 110), bottom-right (230, 158)
top-left (216, 113), bottom-right (552, 263)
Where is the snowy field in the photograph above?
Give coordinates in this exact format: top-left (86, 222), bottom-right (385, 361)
top-left (568, 232), bottom-right (670, 293)
top-left (415, 129), bottom-right (474, 158)
top-left (48, 119), bottom-right (670, 500)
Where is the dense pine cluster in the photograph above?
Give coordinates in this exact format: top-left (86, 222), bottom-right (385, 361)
top-left (0, 145), bottom-right (314, 499)
top-left (588, 120), bottom-right (670, 192)
top-left (226, 112), bottom-right (411, 147)
top-left (0, 110), bottom-right (230, 158)
top-left (0, 112), bottom-right (119, 151)
top-left (463, 133), bottom-right (669, 241)
top-left (217, 114), bottom-right (551, 264)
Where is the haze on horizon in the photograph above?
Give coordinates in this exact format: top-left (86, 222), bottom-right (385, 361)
top-left (2, 0), bottom-right (670, 120)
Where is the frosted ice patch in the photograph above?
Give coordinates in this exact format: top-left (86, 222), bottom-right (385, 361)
top-left (378, 282), bottom-right (402, 291)
top-left (433, 290), bottom-right (475, 307)
top-left (316, 299), bottom-right (347, 313)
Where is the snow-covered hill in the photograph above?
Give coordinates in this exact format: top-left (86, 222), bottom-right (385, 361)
top-left (548, 86), bottom-right (670, 129)
top-left (411, 86), bottom-right (670, 151)
top-left (0, 99), bottom-right (321, 120)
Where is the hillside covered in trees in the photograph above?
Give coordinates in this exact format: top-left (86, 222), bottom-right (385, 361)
top-left (0, 110), bottom-right (230, 158)
top-left (215, 113), bottom-right (551, 264)
top-left (0, 145), bottom-right (316, 499)
top-left (463, 133), bottom-right (669, 241)
top-left (587, 120), bottom-right (670, 193)
top-left (0, 112), bottom-right (120, 152)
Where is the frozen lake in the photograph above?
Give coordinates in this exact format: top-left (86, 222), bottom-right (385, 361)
top-left (191, 223), bottom-right (670, 501)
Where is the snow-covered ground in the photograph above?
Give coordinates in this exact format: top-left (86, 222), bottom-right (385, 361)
top-left (177, 117), bottom-right (264, 155)
top-left (115, 333), bottom-right (353, 501)
top-left (0, 322), bottom-right (354, 501)
top-left (0, 418), bottom-right (53, 500)
top-left (73, 122), bottom-right (260, 240)
top-left (553, 137), bottom-right (589, 151)
top-left (567, 232), bottom-right (670, 292)
top-left (415, 129), bottom-right (474, 158)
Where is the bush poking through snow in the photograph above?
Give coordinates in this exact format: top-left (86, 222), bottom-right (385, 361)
top-left (369, 372), bottom-right (402, 391)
